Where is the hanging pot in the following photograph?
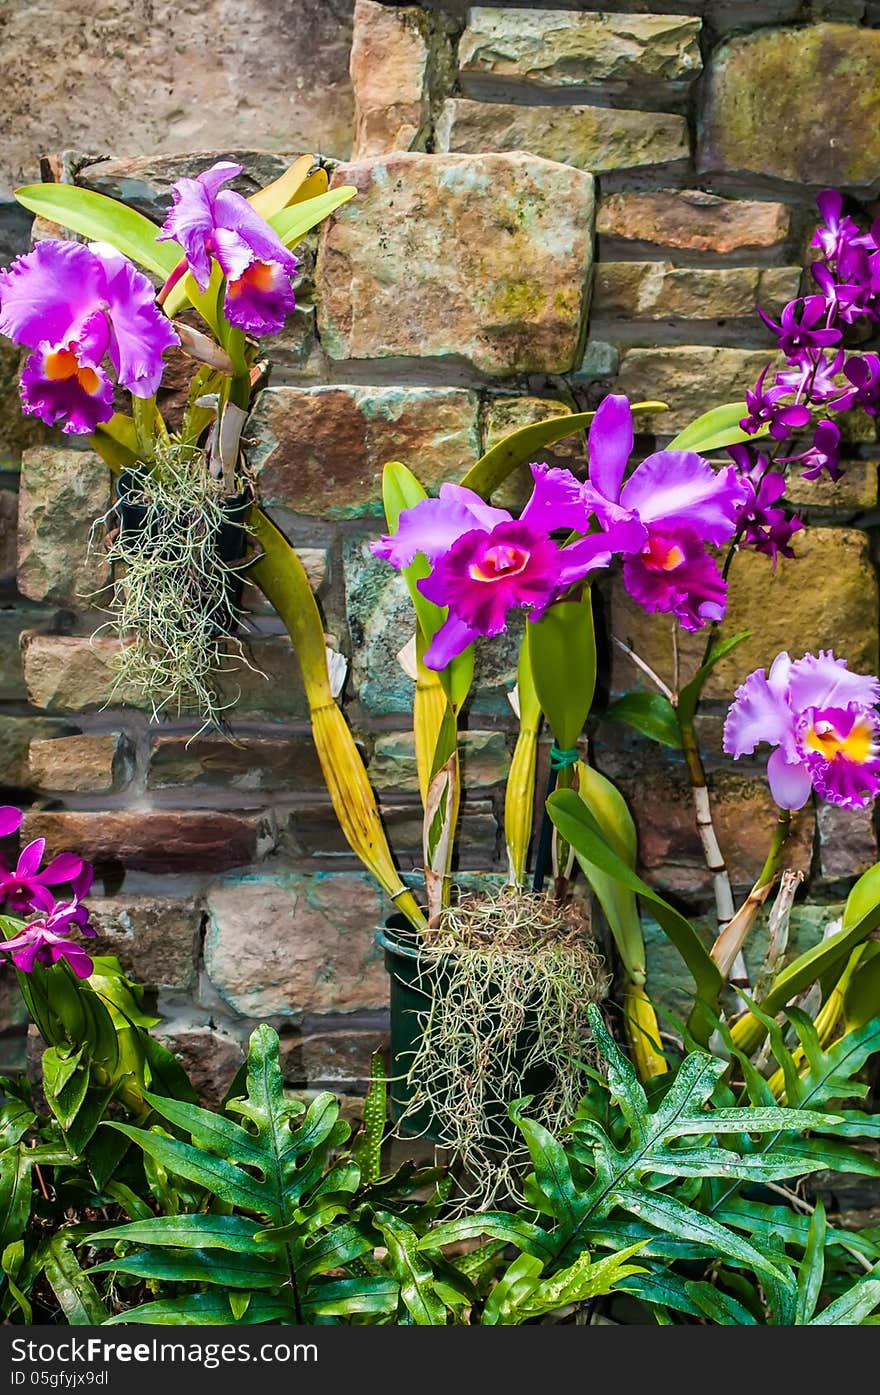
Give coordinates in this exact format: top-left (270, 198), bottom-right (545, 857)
top-left (115, 468), bottom-right (252, 635)
top-left (376, 914), bottom-right (555, 1146)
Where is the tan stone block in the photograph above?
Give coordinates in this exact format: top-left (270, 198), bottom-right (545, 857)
top-left (148, 734), bottom-right (325, 791)
top-left (699, 23), bottom-right (880, 189)
top-left (593, 263), bottom-right (801, 321)
top-left (616, 347), bottom-right (779, 435)
top-left (317, 151), bottom-right (595, 376)
top-left (350, 0), bottom-right (429, 158)
top-left (597, 190), bottom-right (791, 254)
top-left (610, 527), bottom-right (879, 700)
top-left (1, 4), bottom-right (354, 196)
top-left (437, 99), bottom-right (689, 176)
top-left (459, 8), bottom-right (702, 90)
top-left (29, 733), bottom-right (130, 793)
top-left (155, 1024), bottom-right (245, 1110)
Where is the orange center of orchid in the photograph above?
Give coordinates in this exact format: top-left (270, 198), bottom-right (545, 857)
top-left (227, 262), bottom-right (276, 297)
top-left (805, 719), bottom-right (874, 765)
top-left (43, 348), bottom-right (102, 396)
top-left (469, 544), bottom-right (530, 582)
top-left (642, 535), bottom-right (686, 572)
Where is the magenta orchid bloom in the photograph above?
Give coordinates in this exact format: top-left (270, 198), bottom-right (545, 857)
top-left (724, 650), bottom-right (880, 811)
top-left (372, 468), bottom-right (645, 668)
top-left (0, 838), bottom-right (86, 917)
top-left (585, 395), bottom-right (749, 631)
top-left (0, 806), bottom-right (23, 841)
top-left (158, 162), bottom-right (299, 336)
top-left (0, 241), bottom-right (178, 434)
top-left (0, 907), bottom-right (96, 979)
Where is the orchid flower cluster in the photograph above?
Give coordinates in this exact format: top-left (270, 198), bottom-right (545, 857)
top-left (375, 395), bottom-right (748, 649)
top-left (0, 161), bottom-right (307, 438)
top-left (0, 807), bottom-right (96, 978)
top-left (725, 189), bottom-right (880, 571)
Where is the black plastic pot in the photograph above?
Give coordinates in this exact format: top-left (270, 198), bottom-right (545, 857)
top-left (377, 914), bottom-right (555, 1146)
top-left (115, 469), bottom-right (252, 635)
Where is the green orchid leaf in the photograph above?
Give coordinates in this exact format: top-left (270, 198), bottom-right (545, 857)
top-left (669, 402), bottom-right (768, 454)
top-left (14, 184), bottom-right (179, 279)
top-left (574, 763), bottom-right (646, 980)
top-left (268, 185), bottom-right (357, 248)
top-left (677, 631), bottom-right (752, 728)
top-left (604, 691), bottom-right (682, 749)
top-left (548, 790), bottom-right (722, 1014)
top-left (527, 591), bottom-right (596, 751)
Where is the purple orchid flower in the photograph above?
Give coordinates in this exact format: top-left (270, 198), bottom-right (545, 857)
top-left (778, 419), bottom-right (843, 484)
top-left (831, 353), bottom-right (880, 416)
top-left (740, 364), bottom-right (812, 441)
top-left (0, 241), bottom-right (179, 434)
top-left (585, 394), bottom-right (749, 631)
top-left (0, 806), bottom-right (23, 842)
top-left (724, 650), bottom-right (880, 811)
top-left (757, 295), bottom-right (842, 361)
top-left (810, 261), bottom-right (870, 326)
top-left (372, 468), bottom-right (645, 668)
top-left (812, 191), bottom-right (867, 265)
top-left (158, 162), bottom-right (299, 336)
top-left (775, 349), bottom-right (846, 405)
top-left (0, 838), bottom-right (86, 917)
top-left (728, 447), bottom-right (803, 567)
top-left (0, 908), bottom-right (96, 979)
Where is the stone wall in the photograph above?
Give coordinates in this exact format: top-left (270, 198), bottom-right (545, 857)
top-left (1, 0), bottom-right (879, 1101)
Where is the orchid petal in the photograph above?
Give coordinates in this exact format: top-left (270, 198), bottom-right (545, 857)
top-left (620, 453), bottom-right (747, 547)
top-left (587, 394), bottom-right (633, 504)
top-left (767, 748), bottom-right (813, 810)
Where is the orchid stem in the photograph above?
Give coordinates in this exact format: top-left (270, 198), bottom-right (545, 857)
top-left (611, 635), bottom-right (674, 701)
top-left (756, 807), bottom-right (793, 889)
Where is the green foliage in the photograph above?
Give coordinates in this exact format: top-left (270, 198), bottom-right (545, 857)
top-left (14, 184), bottom-right (180, 279)
top-left (668, 403), bottom-right (767, 454)
top-left (604, 691), bottom-right (682, 749)
top-left (425, 1005), bottom-right (880, 1325)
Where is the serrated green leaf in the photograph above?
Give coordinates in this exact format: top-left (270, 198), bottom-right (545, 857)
top-left (684, 1279), bottom-right (758, 1325)
top-left (809, 1265), bottom-right (880, 1325)
top-left (104, 1292), bottom-right (293, 1326)
top-left (374, 1211), bottom-right (447, 1325)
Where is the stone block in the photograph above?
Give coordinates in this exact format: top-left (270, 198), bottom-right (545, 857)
top-left (249, 385), bottom-right (480, 518)
top-left (148, 734), bottom-right (325, 791)
top-left (597, 190), bottom-right (791, 255)
top-left (17, 446), bottom-right (111, 605)
top-left (1, 4), bottom-right (355, 196)
top-left (204, 872), bottom-right (388, 1018)
top-left (610, 527), bottom-right (879, 700)
top-left (616, 347), bottom-right (781, 435)
top-left (459, 8), bottom-right (702, 92)
top-left (437, 99), bottom-right (689, 177)
top-left (318, 151), bottom-right (595, 376)
top-left (816, 801), bottom-right (878, 883)
top-left (155, 1024), bottom-right (245, 1111)
top-left (593, 263), bottom-right (801, 322)
top-left (698, 23), bottom-right (880, 189)
top-left (20, 809), bottom-right (271, 874)
top-left (29, 732), bottom-right (131, 793)
top-left (350, 0), bottom-right (430, 158)
top-left (88, 896), bottom-right (200, 991)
